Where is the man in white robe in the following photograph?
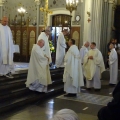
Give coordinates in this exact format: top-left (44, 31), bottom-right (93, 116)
top-left (79, 41), bottom-right (89, 64)
top-left (109, 43), bottom-right (118, 85)
top-left (83, 42), bottom-right (105, 90)
top-left (0, 16), bottom-right (14, 78)
top-left (56, 29), bottom-right (68, 68)
top-left (63, 39), bottom-right (84, 97)
top-left (26, 40), bottom-right (52, 92)
top-left (79, 41), bottom-right (89, 85)
top-left (37, 27), bottom-right (52, 63)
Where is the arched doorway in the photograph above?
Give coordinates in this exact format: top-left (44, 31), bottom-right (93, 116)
top-left (51, 14), bottom-right (72, 63)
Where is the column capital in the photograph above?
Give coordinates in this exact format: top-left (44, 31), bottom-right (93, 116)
top-left (104, 0), bottom-right (108, 2)
top-left (34, 0), bottom-right (41, 5)
top-left (0, 0), bottom-right (5, 6)
top-left (108, 0), bottom-right (114, 3)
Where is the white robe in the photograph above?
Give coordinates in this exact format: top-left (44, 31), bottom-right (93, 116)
top-left (37, 32), bottom-right (52, 63)
top-left (0, 24), bottom-right (14, 75)
top-left (63, 45), bottom-right (84, 93)
top-left (79, 46), bottom-right (88, 64)
top-left (109, 48), bottom-right (118, 84)
top-left (26, 44), bottom-right (52, 92)
top-left (56, 32), bottom-right (66, 68)
top-left (83, 48), bottom-right (105, 89)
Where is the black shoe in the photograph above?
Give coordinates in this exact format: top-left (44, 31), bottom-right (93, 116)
top-left (109, 83), bottom-right (116, 87)
top-left (64, 93), bottom-right (77, 97)
top-left (94, 89), bottom-right (101, 91)
top-left (5, 73), bottom-right (14, 79)
top-left (86, 88), bottom-right (91, 90)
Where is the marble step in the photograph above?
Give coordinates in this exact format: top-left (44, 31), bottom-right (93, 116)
top-left (0, 85), bottom-right (64, 114)
top-left (0, 68), bottom-right (64, 84)
top-left (0, 79), bottom-right (63, 99)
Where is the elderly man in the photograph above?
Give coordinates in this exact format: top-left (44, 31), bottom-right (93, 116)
top-left (56, 29), bottom-right (68, 68)
top-left (79, 41), bottom-right (90, 64)
top-left (51, 109), bottom-right (79, 120)
top-left (83, 42), bottom-right (105, 90)
top-left (37, 27), bottom-right (52, 63)
top-left (0, 16), bottom-right (14, 78)
top-left (109, 43), bottom-right (118, 85)
top-left (63, 39), bottom-right (84, 97)
top-left (26, 39), bottom-right (52, 92)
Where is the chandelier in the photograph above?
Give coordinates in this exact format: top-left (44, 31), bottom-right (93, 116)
top-left (17, 7), bottom-right (26, 16)
top-left (66, 0), bottom-right (79, 14)
top-left (0, 0), bottom-right (7, 6)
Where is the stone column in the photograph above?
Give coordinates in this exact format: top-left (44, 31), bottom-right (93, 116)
top-left (100, 0), bottom-right (109, 59)
top-left (80, 0), bottom-right (85, 47)
top-left (35, 0), bottom-right (41, 41)
top-left (83, 0), bottom-right (92, 44)
top-left (90, 0), bottom-right (103, 49)
top-left (0, 0), bottom-right (4, 19)
top-left (106, 0), bottom-right (114, 43)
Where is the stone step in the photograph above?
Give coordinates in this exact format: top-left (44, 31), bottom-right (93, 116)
top-left (0, 85), bottom-right (64, 114)
top-left (0, 68), bottom-right (64, 114)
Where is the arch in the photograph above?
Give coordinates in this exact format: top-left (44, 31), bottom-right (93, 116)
top-left (48, 8), bottom-right (75, 26)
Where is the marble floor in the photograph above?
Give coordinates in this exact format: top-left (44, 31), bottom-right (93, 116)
top-left (0, 80), bottom-right (115, 120)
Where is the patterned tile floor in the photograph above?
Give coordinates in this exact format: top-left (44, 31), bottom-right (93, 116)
top-left (0, 80), bottom-right (115, 120)
top-left (57, 92), bottom-right (113, 106)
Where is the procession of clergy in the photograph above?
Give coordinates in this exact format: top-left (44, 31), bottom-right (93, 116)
top-left (26, 26), bottom-right (118, 96)
top-left (0, 16), bottom-right (118, 96)
top-left (0, 16), bottom-right (119, 120)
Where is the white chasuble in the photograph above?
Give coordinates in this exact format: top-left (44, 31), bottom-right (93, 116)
top-left (83, 48), bottom-right (105, 80)
top-left (56, 32), bottom-right (66, 68)
top-left (0, 24), bottom-right (14, 75)
top-left (109, 48), bottom-right (118, 84)
top-left (63, 45), bottom-right (84, 93)
top-left (26, 44), bottom-right (52, 92)
top-left (37, 32), bottom-right (52, 63)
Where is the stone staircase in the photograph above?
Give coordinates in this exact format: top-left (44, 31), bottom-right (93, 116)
top-left (0, 68), bottom-right (64, 114)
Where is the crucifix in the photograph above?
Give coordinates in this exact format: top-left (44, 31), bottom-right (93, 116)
top-left (40, 0), bottom-right (52, 27)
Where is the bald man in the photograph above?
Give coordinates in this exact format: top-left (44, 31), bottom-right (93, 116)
top-left (26, 40), bottom-right (52, 92)
top-left (79, 41), bottom-right (89, 64)
top-left (37, 27), bottom-right (52, 64)
top-left (0, 16), bottom-right (14, 78)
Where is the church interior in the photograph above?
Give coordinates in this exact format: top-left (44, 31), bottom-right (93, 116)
top-left (0, 0), bottom-right (120, 120)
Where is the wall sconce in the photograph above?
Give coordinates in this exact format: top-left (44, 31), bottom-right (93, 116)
top-left (87, 11), bottom-right (90, 17)
top-left (32, 17), bottom-right (37, 26)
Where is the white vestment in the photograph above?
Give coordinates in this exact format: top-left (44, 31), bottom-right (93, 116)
top-left (56, 32), bottom-right (66, 68)
top-left (109, 48), bottom-right (118, 84)
top-left (63, 45), bottom-right (84, 94)
top-left (83, 48), bottom-right (105, 89)
top-left (0, 24), bottom-right (14, 75)
top-left (26, 44), bottom-right (52, 92)
top-left (37, 32), bottom-right (52, 63)
top-left (79, 46), bottom-right (88, 64)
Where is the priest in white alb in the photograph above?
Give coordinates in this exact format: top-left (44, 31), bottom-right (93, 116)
top-left (37, 27), bottom-right (52, 63)
top-left (109, 43), bottom-right (118, 85)
top-left (63, 39), bottom-right (84, 97)
top-left (56, 29), bottom-right (68, 68)
top-left (0, 16), bottom-right (14, 78)
top-left (26, 39), bottom-right (52, 92)
top-left (79, 41), bottom-right (89, 64)
top-left (83, 42), bottom-right (105, 90)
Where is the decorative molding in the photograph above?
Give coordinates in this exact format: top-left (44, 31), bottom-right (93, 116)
top-left (34, 0), bottom-right (41, 5)
top-left (104, 0), bottom-right (108, 2)
top-left (109, 0), bottom-right (114, 3)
